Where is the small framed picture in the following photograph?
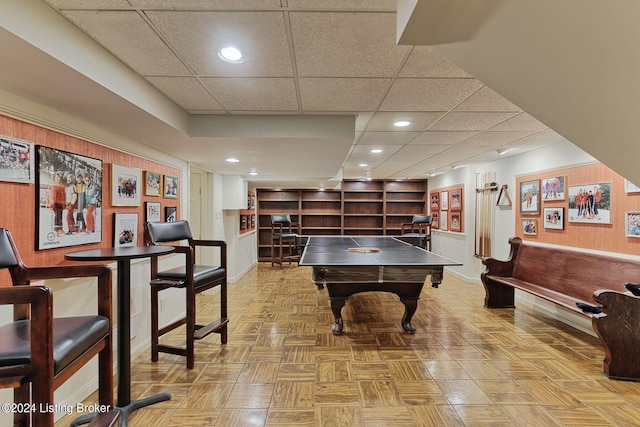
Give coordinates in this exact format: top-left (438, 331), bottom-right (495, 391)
top-left (145, 201), bottom-right (161, 223)
top-left (430, 191), bottom-right (439, 210)
top-left (164, 175), bottom-right (178, 199)
top-left (112, 164), bottom-right (141, 206)
top-left (0, 135), bottom-right (34, 184)
top-left (440, 191), bottom-right (449, 211)
top-left (113, 213), bottom-right (138, 247)
top-left (519, 179), bottom-right (540, 215)
top-left (522, 219), bottom-right (537, 235)
top-left (165, 206), bottom-right (177, 222)
top-left (440, 211), bottom-right (448, 231)
top-left (449, 211), bottom-right (462, 232)
top-left (450, 188), bottom-right (462, 211)
top-left (144, 171), bottom-right (161, 196)
top-left (625, 179), bottom-right (640, 194)
top-left (625, 212), bottom-right (640, 237)
top-left (431, 211), bottom-right (439, 229)
top-left (541, 176), bottom-right (566, 201)
top-left (543, 207), bottom-right (564, 230)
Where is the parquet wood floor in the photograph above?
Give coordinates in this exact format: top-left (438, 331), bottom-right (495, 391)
top-left (57, 263), bottom-right (640, 426)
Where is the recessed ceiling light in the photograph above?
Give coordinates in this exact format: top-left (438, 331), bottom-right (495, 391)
top-left (359, 163), bottom-right (368, 167)
top-left (393, 120), bottom-right (411, 127)
top-left (497, 148), bottom-right (511, 155)
top-left (248, 171), bottom-right (258, 176)
top-left (225, 158), bottom-right (240, 163)
top-left (370, 149), bottom-right (383, 154)
top-left (218, 46), bottom-right (248, 64)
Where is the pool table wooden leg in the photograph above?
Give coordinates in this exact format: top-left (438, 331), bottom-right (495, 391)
top-left (330, 298), bottom-right (346, 334)
top-left (400, 298), bottom-right (418, 333)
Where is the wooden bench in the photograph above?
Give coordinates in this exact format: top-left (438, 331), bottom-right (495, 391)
top-left (481, 236), bottom-right (640, 381)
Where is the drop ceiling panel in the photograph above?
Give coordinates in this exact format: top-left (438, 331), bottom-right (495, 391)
top-left (61, 10), bottom-right (191, 75)
top-left (462, 131), bottom-right (540, 146)
top-left (399, 46), bottom-right (473, 78)
top-left (130, 0), bottom-right (282, 8)
top-left (145, 11), bottom-right (293, 76)
top-left (290, 12), bottom-right (410, 77)
top-left (454, 85), bottom-right (523, 112)
top-left (408, 131), bottom-right (478, 145)
top-left (288, 0), bottom-right (397, 10)
top-left (201, 77), bottom-right (298, 111)
top-left (358, 132), bottom-right (420, 145)
top-left (298, 78), bottom-right (391, 111)
top-left (146, 76), bottom-right (224, 111)
top-left (489, 112), bottom-right (548, 132)
top-left (366, 112), bottom-right (444, 131)
top-left (429, 112), bottom-right (519, 131)
top-left (380, 78), bottom-right (484, 111)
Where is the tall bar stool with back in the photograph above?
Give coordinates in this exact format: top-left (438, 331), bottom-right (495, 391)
top-left (270, 214), bottom-right (301, 267)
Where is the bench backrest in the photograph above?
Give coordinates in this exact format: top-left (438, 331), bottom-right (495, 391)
top-left (512, 243), bottom-right (640, 301)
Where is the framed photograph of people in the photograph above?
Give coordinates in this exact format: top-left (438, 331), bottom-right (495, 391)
top-left (440, 191), bottom-right (449, 211)
top-left (0, 135), bottom-right (34, 184)
top-left (111, 164), bottom-right (141, 206)
top-left (165, 206), bottom-right (177, 222)
top-left (35, 146), bottom-right (102, 250)
top-left (144, 171), bottom-right (161, 196)
top-left (164, 175), bottom-right (178, 199)
top-left (567, 182), bottom-right (611, 224)
top-left (431, 211), bottom-right (439, 229)
top-left (625, 212), bottom-right (640, 237)
top-left (449, 188), bottom-right (462, 211)
top-left (522, 219), bottom-right (537, 235)
top-left (541, 176), bottom-right (566, 201)
top-left (430, 191), bottom-right (439, 210)
top-left (519, 179), bottom-right (540, 215)
top-left (449, 211), bottom-right (462, 232)
top-left (543, 207), bottom-right (564, 230)
top-left (145, 201), bottom-right (161, 223)
top-left (113, 213), bottom-right (138, 247)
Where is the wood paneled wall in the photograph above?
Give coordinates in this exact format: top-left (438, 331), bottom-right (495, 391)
top-left (0, 115), bottom-right (180, 273)
top-left (516, 163), bottom-right (640, 255)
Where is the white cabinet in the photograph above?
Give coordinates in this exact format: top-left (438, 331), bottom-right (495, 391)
top-left (222, 175), bottom-right (248, 210)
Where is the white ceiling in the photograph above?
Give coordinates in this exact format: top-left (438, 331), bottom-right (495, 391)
top-left (1, 0), bottom-right (565, 188)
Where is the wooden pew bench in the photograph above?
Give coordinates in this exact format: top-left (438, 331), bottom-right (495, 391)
top-left (481, 236), bottom-right (640, 381)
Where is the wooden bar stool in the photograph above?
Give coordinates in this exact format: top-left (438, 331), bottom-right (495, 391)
top-left (270, 214), bottom-right (300, 267)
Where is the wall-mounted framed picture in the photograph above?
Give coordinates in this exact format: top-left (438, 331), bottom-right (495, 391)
top-left (625, 212), bottom-right (640, 237)
top-left (430, 191), bottom-right (439, 210)
top-left (450, 211), bottom-right (462, 232)
top-left (543, 207), bottom-right (564, 230)
top-left (522, 219), bottom-right (537, 235)
top-left (440, 191), bottom-right (449, 211)
top-left (431, 211), bottom-right (439, 229)
top-left (113, 212), bottom-right (138, 247)
top-left (111, 164), bottom-right (141, 206)
top-left (144, 171), bottom-right (161, 196)
top-left (165, 206), bottom-right (177, 222)
top-left (625, 179), bottom-right (640, 193)
top-left (164, 175), bottom-right (178, 199)
top-left (145, 201), bottom-right (161, 223)
top-left (519, 179), bottom-right (540, 215)
top-left (35, 146), bottom-right (103, 250)
top-left (567, 182), bottom-right (611, 224)
top-left (0, 135), bottom-right (34, 184)
top-left (440, 211), bottom-right (448, 231)
top-left (450, 188), bottom-right (462, 211)
top-left (542, 176), bottom-right (566, 201)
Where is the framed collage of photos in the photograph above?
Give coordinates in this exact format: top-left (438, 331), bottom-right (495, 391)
top-left (35, 146), bottom-right (103, 250)
top-left (429, 186), bottom-right (464, 233)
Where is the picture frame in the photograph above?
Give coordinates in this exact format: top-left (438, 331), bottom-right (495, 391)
top-left (165, 206), bottom-right (177, 222)
top-left (431, 211), bottom-right (439, 229)
top-left (567, 182), bottom-right (611, 224)
top-left (164, 175), bottom-right (178, 199)
top-left (111, 164), bottom-right (141, 206)
top-left (430, 191), bottom-right (439, 210)
top-left (449, 211), bottom-right (462, 232)
top-left (35, 146), bottom-right (103, 250)
top-left (0, 135), bottom-right (34, 184)
top-left (145, 201), bottom-right (161, 223)
top-left (543, 207), bottom-right (564, 230)
top-left (449, 188), bottom-right (462, 211)
top-left (440, 191), bottom-right (449, 211)
top-left (625, 179), bottom-right (640, 193)
top-left (541, 176), bottom-right (566, 201)
top-left (625, 212), bottom-right (640, 237)
top-left (144, 171), bottom-right (161, 196)
top-left (440, 211), bottom-right (448, 231)
top-left (113, 213), bottom-right (138, 247)
top-left (522, 219), bottom-right (537, 235)
top-left (519, 179), bottom-right (540, 215)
